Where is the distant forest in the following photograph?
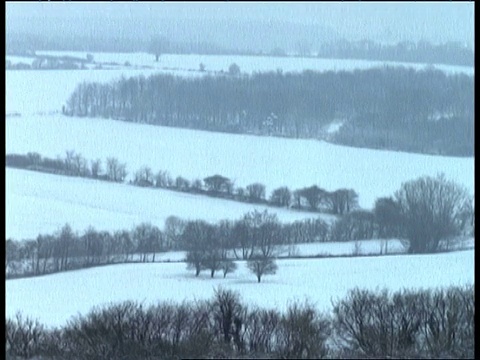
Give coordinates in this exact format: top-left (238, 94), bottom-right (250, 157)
top-left (316, 40), bottom-right (473, 67)
top-left (63, 67), bottom-right (474, 156)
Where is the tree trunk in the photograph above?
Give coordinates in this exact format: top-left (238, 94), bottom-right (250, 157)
top-left (211, 269), bottom-right (215, 278)
top-left (257, 275), bottom-right (261, 283)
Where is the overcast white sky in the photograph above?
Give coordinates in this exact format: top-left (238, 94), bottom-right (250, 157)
top-left (6, 1), bottom-right (475, 46)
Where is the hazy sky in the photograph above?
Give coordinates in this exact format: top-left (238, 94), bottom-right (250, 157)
top-left (6, 1), bottom-right (475, 46)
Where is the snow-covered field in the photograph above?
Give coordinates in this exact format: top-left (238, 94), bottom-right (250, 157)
top-left (6, 168), bottom-right (329, 240)
top-left (6, 249), bottom-right (474, 328)
top-left (33, 51), bottom-right (474, 76)
top-left (6, 115), bottom-right (475, 211)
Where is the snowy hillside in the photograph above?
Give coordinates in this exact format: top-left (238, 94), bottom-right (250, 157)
top-left (6, 115), bottom-right (474, 211)
top-left (6, 168), bottom-right (328, 240)
top-left (6, 249), bottom-right (474, 328)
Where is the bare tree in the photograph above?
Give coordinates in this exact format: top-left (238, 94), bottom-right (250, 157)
top-left (90, 158), bottom-right (102, 179)
top-left (191, 178), bottom-right (203, 193)
top-left (106, 157), bottom-right (127, 182)
top-left (57, 223), bottom-right (75, 271)
top-left (155, 170), bottom-right (171, 188)
top-left (6, 313), bottom-right (46, 359)
top-left (164, 215), bottom-right (186, 250)
top-left (298, 185), bottom-right (328, 211)
top-left (182, 220), bottom-right (212, 276)
top-left (221, 261), bottom-right (238, 278)
top-left (72, 152), bottom-right (89, 177)
top-left (204, 174), bottom-right (231, 194)
top-left (277, 302), bottom-right (331, 359)
top-left (269, 186), bottom-right (292, 207)
top-left (374, 196), bottom-right (403, 254)
top-left (175, 176), bottom-right (190, 191)
top-left (330, 210), bottom-right (376, 242)
top-left (134, 166), bottom-right (153, 187)
top-left (246, 183), bottom-right (266, 202)
top-left (247, 256), bottom-right (278, 283)
top-left (212, 288), bottom-right (245, 349)
top-left (113, 229), bottom-right (134, 262)
top-left (394, 174), bottom-right (472, 253)
top-left (132, 223), bottom-right (162, 262)
top-left (328, 189), bottom-right (358, 214)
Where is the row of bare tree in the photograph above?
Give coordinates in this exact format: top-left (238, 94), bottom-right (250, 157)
top-left (7, 151), bottom-right (360, 215)
top-left (6, 285), bottom-right (474, 359)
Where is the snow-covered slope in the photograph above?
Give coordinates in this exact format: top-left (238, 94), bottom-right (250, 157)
top-left (6, 249), bottom-right (474, 328)
top-left (6, 115), bottom-right (474, 211)
top-left (6, 168), bottom-right (329, 240)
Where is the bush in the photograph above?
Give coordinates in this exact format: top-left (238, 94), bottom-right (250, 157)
top-left (332, 285), bottom-right (474, 358)
top-left (277, 302), bottom-right (331, 359)
top-left (6, 313), bottom-right (47, 359)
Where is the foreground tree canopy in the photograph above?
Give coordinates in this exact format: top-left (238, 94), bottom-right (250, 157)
top-left (63, 67), bottom-right (473, 156)
top-left (6, 285), bottom-right (474, 359)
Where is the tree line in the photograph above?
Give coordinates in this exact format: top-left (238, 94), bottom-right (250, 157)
top-left (6, 285), bottom-right (474, 359)
top-left (62, 67), bottom-right (473, 156)
top-left (6, 151), bottom-right (360, 215)
top-left (5, 211), bottom-right (330, 280)
top-left (316, 39), bottom-right (474, 67)
top-left (7, 171), bottom-right (474, 279)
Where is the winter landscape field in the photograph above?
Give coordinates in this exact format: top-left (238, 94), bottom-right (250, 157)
top-left (6, 114), bottom-right (474, 212)
top-left (5, 3), bottom-right (475, 356)
top-left (6, 249), bottom-right (474, 328)
top-left (6, 50), bottom-right (475, 329)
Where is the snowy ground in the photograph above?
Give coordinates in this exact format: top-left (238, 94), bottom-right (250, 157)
top-left (6, 115), bottom-right (474, 211)
top-left (6, 249), bottom-right (474, 328)
top-left (6, 168), bottom-right (329, 240)
top-left (32, 51), bottom-right (474, 76)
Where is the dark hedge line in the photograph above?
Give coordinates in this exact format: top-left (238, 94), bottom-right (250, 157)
top-left (6, 285), bottom-right (474, 359)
